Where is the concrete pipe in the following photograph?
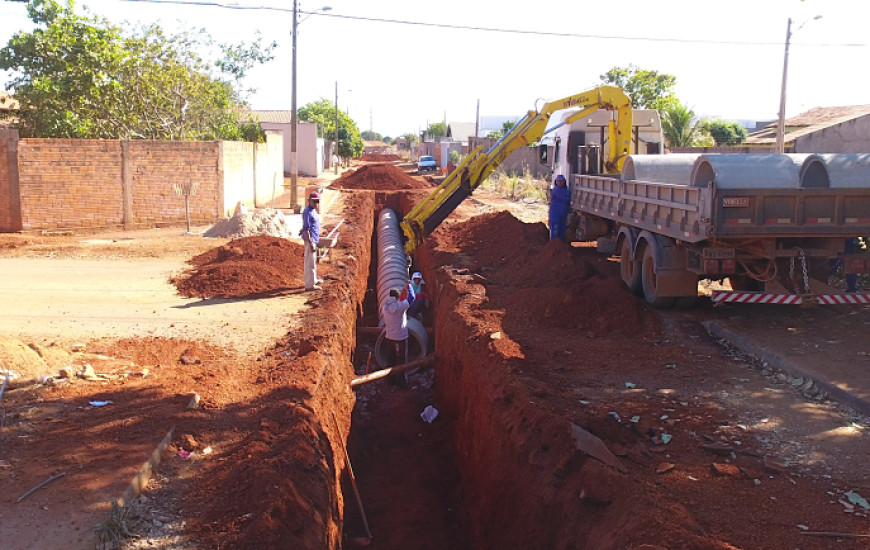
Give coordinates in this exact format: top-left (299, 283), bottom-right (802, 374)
top-left (373, 208), bottom-right (429, 369)
top-left (620, 154), bottom-right (701, 185)
top-left (791, 154), bottom-right (829, 188)
top-left (819, 154), bottom-right (870, 188)
top-left (690, 154), bottom-right (800, 189)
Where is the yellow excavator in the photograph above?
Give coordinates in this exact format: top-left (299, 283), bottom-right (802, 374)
top-left (401, 85), bottom-right (633, 254)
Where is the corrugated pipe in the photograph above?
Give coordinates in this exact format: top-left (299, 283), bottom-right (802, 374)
top-left (374, 209), bottom-right (428, 368)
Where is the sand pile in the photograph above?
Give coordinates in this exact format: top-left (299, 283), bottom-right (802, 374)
top-left (334, 163), bottom-right (430, 191)
top-left (204, 208), bottom-right (295, 239)
top-left (172, 236), bottom-right (305, 299)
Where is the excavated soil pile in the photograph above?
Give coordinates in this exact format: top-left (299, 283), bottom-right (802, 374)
top-left (360, 153), bottom-right (401, 162)
top-left (419, 210), bottom-right (863, 550)
top-left (442, 210), bottom-right (656, 336)
top-left (334, 163), bottom-right (430, 190)
top-left (171, 235), bottom-right (304, 298)
top-left (203, 208), bottom-right (295, 239)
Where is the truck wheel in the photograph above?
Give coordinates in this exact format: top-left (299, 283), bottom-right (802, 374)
top-left (620, 238), bottom-right (642, 295)
top-left (641, 245), bottom-right (675, 309)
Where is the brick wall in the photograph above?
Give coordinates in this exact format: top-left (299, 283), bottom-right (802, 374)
top-left (0, 132), bottom-right (283, 232)
top-left (129, 140), bottom-right (221, 226)
top-left (17, 139), bottom-right (124, 230)
top-left (0, 129), bottom-right (13, 231)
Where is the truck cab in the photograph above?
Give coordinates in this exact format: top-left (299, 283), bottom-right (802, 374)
top-left (539, 108), bottom-right (663, 179)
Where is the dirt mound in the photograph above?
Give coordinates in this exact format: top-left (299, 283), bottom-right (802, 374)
top-left (172, 236), bottom-right (304, 298)
top-left (450, 211), bottom-right (657, 335)
top-left (334, 163), bottom-right (430, 190)
top-left (203, 208), bottom-right (295, 239)
top-left (360, 153), bottom-right (401, 162)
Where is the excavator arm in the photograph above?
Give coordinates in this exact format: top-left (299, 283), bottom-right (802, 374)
top-left (401, 85), bottom-right (632, 254)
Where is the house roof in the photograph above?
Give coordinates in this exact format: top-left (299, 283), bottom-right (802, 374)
top-left (746, 104), bottom-right (870, 145)
top-left (364, 140), bottom-right (388, 148)
top-left (245, 110), bottom-right (294, 124)
top-left (447, 122), bottom-right (477, 143)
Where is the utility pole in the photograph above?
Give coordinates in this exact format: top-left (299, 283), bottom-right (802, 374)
top-left (290, 0), bottom-right (300, 211)
top-left (474, 99), bottom-right (480, 140)
top-left (775, 18), bottom-right (792, 155)
top-left (334, 81), bottom-right (339, 175)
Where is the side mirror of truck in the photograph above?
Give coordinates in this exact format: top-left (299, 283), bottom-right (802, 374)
top-left (539, 144), bottom-right (548, 165)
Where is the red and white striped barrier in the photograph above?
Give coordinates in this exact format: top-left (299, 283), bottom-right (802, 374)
top-left (712, 291), bottom-right (870, 305)
top-left (817, 293), bottom-right (870, 305)
top-left (712, 291), bottom-right (803, 304)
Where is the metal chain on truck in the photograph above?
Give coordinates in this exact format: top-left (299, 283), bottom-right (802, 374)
top-left (789, 248), bottom-right (810, 293)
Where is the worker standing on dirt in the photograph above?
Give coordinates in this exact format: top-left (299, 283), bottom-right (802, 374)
top-left (381, 284), bottom-right (411, 368)
top-left (300, 191), bottom-right (322, 291)
top-left (549, 174), bottom-right (570, 241)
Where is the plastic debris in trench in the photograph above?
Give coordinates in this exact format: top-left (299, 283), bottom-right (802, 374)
top-left (420, 405), bottom-right (439, 423)
top-left (89, 400), bottom-right (112, 407)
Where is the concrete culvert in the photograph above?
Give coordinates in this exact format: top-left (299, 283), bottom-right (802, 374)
top-left (373, 208), bottom-right (428, 368)
top-left (620, 154), bottom-right (700, 184)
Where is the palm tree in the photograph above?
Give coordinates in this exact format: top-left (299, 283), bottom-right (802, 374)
top-left (661, 103), bottom-right (712, 147)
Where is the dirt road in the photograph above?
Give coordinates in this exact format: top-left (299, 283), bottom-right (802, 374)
top-left (0, 257), bottom-right (306, 356)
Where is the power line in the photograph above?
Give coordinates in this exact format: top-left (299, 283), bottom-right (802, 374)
top-left (118, 0), bottom-right (867, 48)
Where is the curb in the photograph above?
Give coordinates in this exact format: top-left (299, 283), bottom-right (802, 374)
top-left (702, 320), bottom-right (870, 417)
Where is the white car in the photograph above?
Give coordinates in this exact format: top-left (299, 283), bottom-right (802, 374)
top-left (417, 155), bottom-right (437, 172)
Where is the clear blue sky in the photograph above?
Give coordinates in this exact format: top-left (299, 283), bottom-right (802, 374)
top-left (1, 0), bottom-right (867, 138)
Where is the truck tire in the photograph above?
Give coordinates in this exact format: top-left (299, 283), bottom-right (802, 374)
top-left (620, 238), bottom-right (642, 295)
top-left (641, 245), bottom-right (675, 309)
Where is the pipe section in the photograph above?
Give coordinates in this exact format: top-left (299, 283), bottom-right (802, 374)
top-left (819, 154), bottom-right (870, 188)
top-left (621, 154), bottom-right (701, 184)
top-left (690, 154), bottom-right (800, 188)
top-left (374, 208), bottom-right (428, 368)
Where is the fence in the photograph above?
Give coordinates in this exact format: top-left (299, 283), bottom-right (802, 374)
top-left (0, 129), bottom-right (282, 232)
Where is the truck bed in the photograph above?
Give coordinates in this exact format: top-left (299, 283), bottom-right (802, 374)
top-left (571, 174), bottom-right (870, 242)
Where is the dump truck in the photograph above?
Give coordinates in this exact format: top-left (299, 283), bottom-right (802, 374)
top-left (561, 153), bottom-right (870, 307)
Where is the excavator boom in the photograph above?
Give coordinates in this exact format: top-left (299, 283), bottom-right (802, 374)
top-left (401, 85), bottom-right (631, 254)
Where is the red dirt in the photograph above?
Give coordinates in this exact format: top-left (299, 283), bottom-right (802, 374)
top-left (333, 164), bottom-right (431, 191)
top-left (411, 209), bottom-right (870, 550)
top-left (171, 235), bottom-right (306, 298)
top-left (360, 153), bottom-right (402, 162)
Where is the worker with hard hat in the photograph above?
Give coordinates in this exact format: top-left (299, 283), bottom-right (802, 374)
top-left (300, 191), bottom-right (322, 290)
top-left (549, 174), bottom-right (570, 241)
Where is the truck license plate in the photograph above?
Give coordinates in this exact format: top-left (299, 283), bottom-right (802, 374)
top-left (702, 247), bottom-right (735, 259)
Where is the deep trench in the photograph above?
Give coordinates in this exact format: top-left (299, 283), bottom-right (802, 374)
top-left (342, 192), bottom-right (470, 548)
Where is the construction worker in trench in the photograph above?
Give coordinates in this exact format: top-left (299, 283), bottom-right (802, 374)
top-left (549, 174), bottom-right (570, 241)
top-left (381, 282), bottom-right (412, 371)
top-left (300, 191), bottom-right (322, 291)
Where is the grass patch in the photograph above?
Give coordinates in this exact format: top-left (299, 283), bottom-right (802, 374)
top-left (481, 168), bottom-right (549, 202)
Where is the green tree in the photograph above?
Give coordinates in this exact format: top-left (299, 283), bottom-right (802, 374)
top-left (661, 103), bottom-right (713, 147)
top-left (487, 120), bottom-right (516, 140)
top-left (298, 98), bottom-right (363, 158)
top-left (600, 65), bottom-right (678, 110)
top-left (426, 122), bottom-right (446, 140)
top-left (401, 133), bottom-right (417, 150)
top-left (0, 0), bottom-right (275, 140)
top-left (361, 130), bottom-right (383, 142)
top-left (701, 119), bottom-right (748, 145)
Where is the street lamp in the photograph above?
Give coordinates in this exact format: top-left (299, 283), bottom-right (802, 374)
top-left (775, 15), bottom-right (821, 154)
top-left (290, 2), bottom-right (331, 212)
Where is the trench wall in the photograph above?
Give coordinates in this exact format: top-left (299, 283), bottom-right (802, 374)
top-left (0, 130), bottom-right (282, 232)
top-left (411, 220), bottom-right (625, 550)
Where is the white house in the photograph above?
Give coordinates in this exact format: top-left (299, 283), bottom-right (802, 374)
top-left (247, 110), bottom-right (324, 176)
